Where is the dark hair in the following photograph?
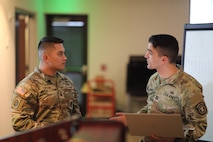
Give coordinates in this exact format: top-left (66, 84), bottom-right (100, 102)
top-left (38, 36), bottom-right (64, 49)
top-left (148, 34), bottom-right (179, 63)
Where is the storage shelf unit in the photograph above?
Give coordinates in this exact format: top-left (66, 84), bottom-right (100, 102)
top-left (86, 78), bottom-right (115, 118)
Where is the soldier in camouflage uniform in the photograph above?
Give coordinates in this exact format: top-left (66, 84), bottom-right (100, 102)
top-left (110, 34), bottom-right (208, 142)
top-left (11, 36), bottom-right (82, 131)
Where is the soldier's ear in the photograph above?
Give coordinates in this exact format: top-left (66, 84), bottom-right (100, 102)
top-left (162, 56), bottom-right (169, 63)
top-left (42, 54), bottom-right (48, 62)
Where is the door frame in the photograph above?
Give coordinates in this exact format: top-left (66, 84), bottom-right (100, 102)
top-left (15, 8), bottom-right (35, 84)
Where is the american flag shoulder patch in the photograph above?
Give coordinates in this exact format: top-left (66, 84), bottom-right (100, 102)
top-left (16, 86), bottom-right (27, 96)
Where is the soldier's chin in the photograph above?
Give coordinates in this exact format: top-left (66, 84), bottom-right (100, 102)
top-left (58, 67), bottom-right (65, 71)
top-left (147, 65), bottom-right (153, 70)
top-left (146, 65), bottom-right (150, 69)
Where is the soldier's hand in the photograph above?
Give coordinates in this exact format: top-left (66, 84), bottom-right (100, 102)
top-left (109, 112), bottom-right (127, 126)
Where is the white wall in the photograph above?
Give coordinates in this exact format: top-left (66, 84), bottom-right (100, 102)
top-left (190, 0), bottom-right (213, 23)
top-left (0, 0), bottom-right (15, 137)
top-left (0, 0), bottom-right (189, 138)
top-left (0, 0), bottom-right (43, 137)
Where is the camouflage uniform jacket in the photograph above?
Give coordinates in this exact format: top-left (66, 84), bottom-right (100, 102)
top-left (11, 68), bottom-right (82, 131)
top-left (138, 69), bottom-right (208, 142)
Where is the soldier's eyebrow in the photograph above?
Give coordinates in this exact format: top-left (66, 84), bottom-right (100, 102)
top-left (147, 48), bottom-right (153, 54)
top-left (147, 49), bottom-right (152, 52)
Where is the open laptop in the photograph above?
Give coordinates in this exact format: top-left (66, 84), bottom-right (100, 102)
top-left (124, 113), bottom-right (184, 138)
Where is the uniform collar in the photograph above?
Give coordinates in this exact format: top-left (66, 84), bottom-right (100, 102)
top-left (34, 67), bottom-right (60, 83)
top-left (159, 69), bottom-right (182, 85)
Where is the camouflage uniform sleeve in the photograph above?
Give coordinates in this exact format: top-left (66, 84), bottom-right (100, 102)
top-left (181, 86), bottom-right (208, 141)
top-left (11, 84), bottom-right (39, 131)
top-left (71, 84), bottom-right (82, 117)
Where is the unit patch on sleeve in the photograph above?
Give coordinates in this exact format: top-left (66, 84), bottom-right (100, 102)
top-left (11, 96), bottom-right (25, 110)
top-left (195, 102), bottom-right (207, 115)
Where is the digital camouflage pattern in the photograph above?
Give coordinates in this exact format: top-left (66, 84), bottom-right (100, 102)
top-left (11, 68), bottom-right (81, 131)
top-left (138, 69), bottom-right (208, 142)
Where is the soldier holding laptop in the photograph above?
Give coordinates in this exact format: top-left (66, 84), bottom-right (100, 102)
top-left (110, 34), bottom-right (208, 142)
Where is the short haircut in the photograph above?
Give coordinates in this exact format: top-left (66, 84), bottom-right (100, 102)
top-left (38, 36), bottom-right (64, 49)
top-left (148, 34), bottom-right (179, 63)
top-left (38, 36), bottom-right (64, 59)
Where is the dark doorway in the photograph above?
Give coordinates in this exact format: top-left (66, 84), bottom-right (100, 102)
top-left (46, 14), bottom-right (88, 116)
top-left (15, 9), bottom-right (34, 84)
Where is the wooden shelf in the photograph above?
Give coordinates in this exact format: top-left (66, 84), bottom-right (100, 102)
top-left (86, 78), bottom-right (115, 118)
